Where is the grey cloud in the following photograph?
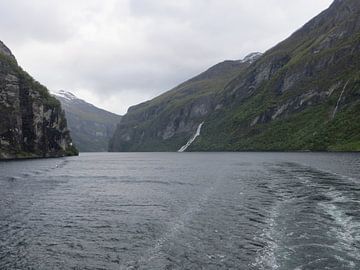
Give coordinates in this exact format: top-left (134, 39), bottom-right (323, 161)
top-left (0, 0), bottom-right (333, 114)
top-left (128, 0), bottom-right (191, 18)
top-left (0, 0), bottom-right (74, 44)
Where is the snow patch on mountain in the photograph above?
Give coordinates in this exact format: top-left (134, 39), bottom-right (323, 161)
top-left (53, 90), bottom-right (78, 101)
top-left (240, 52), bottom-right (263, 64)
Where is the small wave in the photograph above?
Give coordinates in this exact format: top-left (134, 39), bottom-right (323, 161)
top-left (116, 179), bottom-right (194, 186)
top-left (54, 159), bottom-right (70, 169)
top-left (319, 202), bottom-right (360, 259)
top-left (116, 204), bottom-right (166, 208)
top-left (281, 161), bottom-right (359, 186)
top-left (308, 194), bottom-right (333, 202)
top-left (248, 217), bottom-right (267, 225)
top-left (6, 176), bottom-right (19, 181)
top-left (251, 201), bottom-right (281, 270)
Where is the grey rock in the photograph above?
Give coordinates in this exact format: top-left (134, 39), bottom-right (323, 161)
top-left (0, 41), bottom-right (77, 159)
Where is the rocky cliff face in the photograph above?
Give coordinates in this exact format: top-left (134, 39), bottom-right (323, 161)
top-left (110, 0), bottom-right (360, 152)
top-left (109, 55), bottom-right (260, 151)
top-left (0, 41), bottom-right (78, 159)
top-left (54, 90), bottom-right (121, 152)
top-left (193, 0), bottom-right (360, 151)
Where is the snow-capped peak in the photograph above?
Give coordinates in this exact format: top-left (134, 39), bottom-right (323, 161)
top-left (240, 52), bottom-right (263, 64)
top-left (53, 90), bottom-right (78, 101)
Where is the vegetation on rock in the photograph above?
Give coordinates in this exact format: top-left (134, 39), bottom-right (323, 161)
top-left (110, 0), bottom-right (360, 152)
top-left (0, 41), bottom-right (78, 159)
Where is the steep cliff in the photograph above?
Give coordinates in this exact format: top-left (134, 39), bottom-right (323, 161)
top-left (54, 90), bottom-right (121, 152)
top-left (109, 55), bottom-right (261, 151)
top-left (193, 0), bottom-right (360, 151)
top-left (0, 41), bottom-right (78, 159)
top-left (110, 0), bottom-right (360, 152)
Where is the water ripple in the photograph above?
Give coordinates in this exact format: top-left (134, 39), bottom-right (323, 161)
top-left (0, 153), bottom-right (359, 269)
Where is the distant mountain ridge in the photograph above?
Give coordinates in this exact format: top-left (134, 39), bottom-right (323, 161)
top-left (110, 0), bottom-right (360, 152)
top-left (53, 90), bottom-right (121, 152)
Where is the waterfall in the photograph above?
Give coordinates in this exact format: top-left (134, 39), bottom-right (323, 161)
top-left (332, 80), bottom-right (350, 119)
top-left (178, 122), bottom-right (204, 152)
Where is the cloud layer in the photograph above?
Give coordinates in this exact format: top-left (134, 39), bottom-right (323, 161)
top-left (0, 0), bottom-right (333, 114)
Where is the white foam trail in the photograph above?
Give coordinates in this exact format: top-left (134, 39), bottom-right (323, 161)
top-left (178, 122), bottom-right (204, 152)
top-left (332, 80), bottom-right (350, 119)
top-left (134, 181), bottom-right (217, 266)
top-left (319, 201), bottom-right (360, 260)
top-left (252, 203), bottom-right (280, 270)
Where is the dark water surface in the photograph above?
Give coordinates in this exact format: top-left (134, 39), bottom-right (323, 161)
top-left (0, 152), bottom-right (359, 269)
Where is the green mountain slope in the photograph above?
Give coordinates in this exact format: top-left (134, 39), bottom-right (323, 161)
top-left (54, 90), bottom-right (122, 152)
top-left (110, 0), bottom-right (360, 152)
top-left (192, 0), bottom-right (360, 151)
top-left (109, 54), bottom-right (261, 151)
top-left (0, 41), bottom-right (78, 159)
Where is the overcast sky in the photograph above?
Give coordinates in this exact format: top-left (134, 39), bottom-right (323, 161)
top-left (0, 0), bottom-right (333, 115)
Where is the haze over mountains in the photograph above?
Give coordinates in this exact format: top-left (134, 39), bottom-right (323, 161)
top-left (110, 0), bottom-right (360, 152)
top-left (53, 90), bottom-right (121, 152)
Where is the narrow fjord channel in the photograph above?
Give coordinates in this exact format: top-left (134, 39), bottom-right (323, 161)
top-left (0, 153), bottom-right (359, 269)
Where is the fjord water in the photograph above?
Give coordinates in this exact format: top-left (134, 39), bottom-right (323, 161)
top-left (0, 153), bottom-right (359, 269)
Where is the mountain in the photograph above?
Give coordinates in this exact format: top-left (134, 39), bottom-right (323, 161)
top-left (0, 41), bottom-right (78, 159)
top-left (54, 90), bottom-right (122, 152)
top-left (109, 53), bottom-right (262, 151)
top-left (110, 0), bottom-right (360, 152)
